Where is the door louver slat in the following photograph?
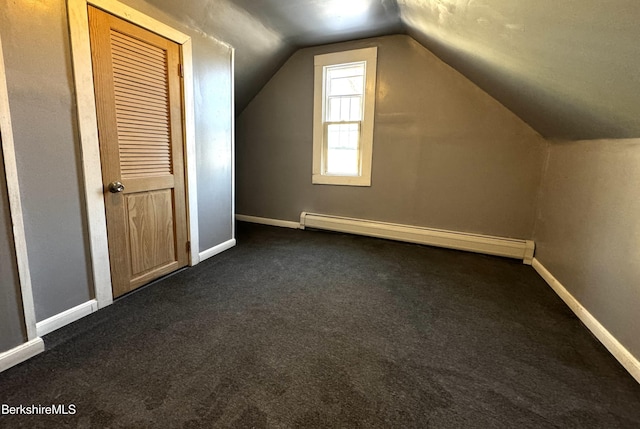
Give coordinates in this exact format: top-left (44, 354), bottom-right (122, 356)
top-left (110, 36), bottom-right (166, 59)
top-left (112, 69), bottom-right (166, 87)
top-left (113, 76), bottom-right (167, 97)
top-left (112, 56), bottom-right (167, 78)
top-left (113, 86), bottom-right (168, 103)
top-left (110, 30), bottom-right (171, 178)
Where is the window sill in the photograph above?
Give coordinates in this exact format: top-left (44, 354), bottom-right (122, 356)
top-left (312, 174), bottom-right (371, 187)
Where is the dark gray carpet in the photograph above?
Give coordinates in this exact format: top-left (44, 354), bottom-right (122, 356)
top-left (1, 222), bottom-right (639, 428)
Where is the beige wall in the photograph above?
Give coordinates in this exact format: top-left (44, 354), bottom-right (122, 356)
top-left (237, 35), bottom-right (546, 239)
top-left (534, 138), bottom-right (640, 359)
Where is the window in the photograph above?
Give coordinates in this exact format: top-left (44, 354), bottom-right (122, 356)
top-left (313, 47), bottom-right (377, 186)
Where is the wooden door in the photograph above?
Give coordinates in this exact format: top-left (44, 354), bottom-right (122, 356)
top-left (88, 6), bottom-right (188, 298)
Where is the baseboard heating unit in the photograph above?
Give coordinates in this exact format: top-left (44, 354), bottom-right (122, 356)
top-left (299, 212), bottom-right (535, 264)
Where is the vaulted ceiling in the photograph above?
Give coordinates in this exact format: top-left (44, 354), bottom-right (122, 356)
top-left (140, 0), bottom-right (640, 140)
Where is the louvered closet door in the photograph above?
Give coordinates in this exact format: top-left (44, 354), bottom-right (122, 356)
top-left (88, 6), bottom-right (188, 298)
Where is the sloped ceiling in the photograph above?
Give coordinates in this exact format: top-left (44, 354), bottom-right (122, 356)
top-left (398, 0), bottom-right (640, 140)
top-left (138, 0), bottom-right (402, 122)
top-left (142, 0), bottom-right (639, 140)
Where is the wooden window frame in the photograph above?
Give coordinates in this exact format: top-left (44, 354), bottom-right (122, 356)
top-left (312, 47), bottom-right (377, 186)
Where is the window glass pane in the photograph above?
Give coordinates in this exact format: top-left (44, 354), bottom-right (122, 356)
top-left (326, 63), bottom-right (365, 97)
top-left (340, 98), bottom-right (352, 121)
top-left (327, 64), bottom-right (364, 79)
top-left (349, 96), bottom-right (362, 121)
top-left (327, 97), bottom-right (342, 122)
top-left (326, 123), bottom-right (360, 175)
top-left (328, 76), bottom-right (364, 96)
top-left (326, 96), bottom-right (361, 122)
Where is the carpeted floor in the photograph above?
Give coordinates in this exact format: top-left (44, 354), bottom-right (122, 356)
top-left (1, 222), bottom-right (639, 428)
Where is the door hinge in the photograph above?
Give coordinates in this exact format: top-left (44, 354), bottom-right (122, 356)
top-left (178, 63), bottom-right (184, 78)
top-left (186, 240), bottom-right (191, 253)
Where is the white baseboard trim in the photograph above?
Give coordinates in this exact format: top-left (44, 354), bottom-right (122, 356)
top-left (235, 214), bottom-right (301, 229)
top-left (532, 258), bottom-right (640, 384)
top-left (199, 238), bottom-right (237, 262)
top-left (299, 212), bottom-right (534, 263)
top-left (36, 299), bottom-right (98, 337)
top-left (0, 338), bottom-right (45, 373)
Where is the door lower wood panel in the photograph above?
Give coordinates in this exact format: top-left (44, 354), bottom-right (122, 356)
top-left (89, 6), bottom-right (188, 298)
top-left (127, 190), bottom-right (176, 278)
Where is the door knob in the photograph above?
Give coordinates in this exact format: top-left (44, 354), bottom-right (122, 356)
top-left (108, 181), bottom-right (125, 193)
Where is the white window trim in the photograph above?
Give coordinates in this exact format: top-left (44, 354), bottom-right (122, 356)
top-left (313, 47), bottom-right (377, 186)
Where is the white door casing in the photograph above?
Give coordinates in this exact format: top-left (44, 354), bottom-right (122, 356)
top-left (0, 33), bottom-right (39, 341)
top-left (68, 0), bottom-right (199, 308)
